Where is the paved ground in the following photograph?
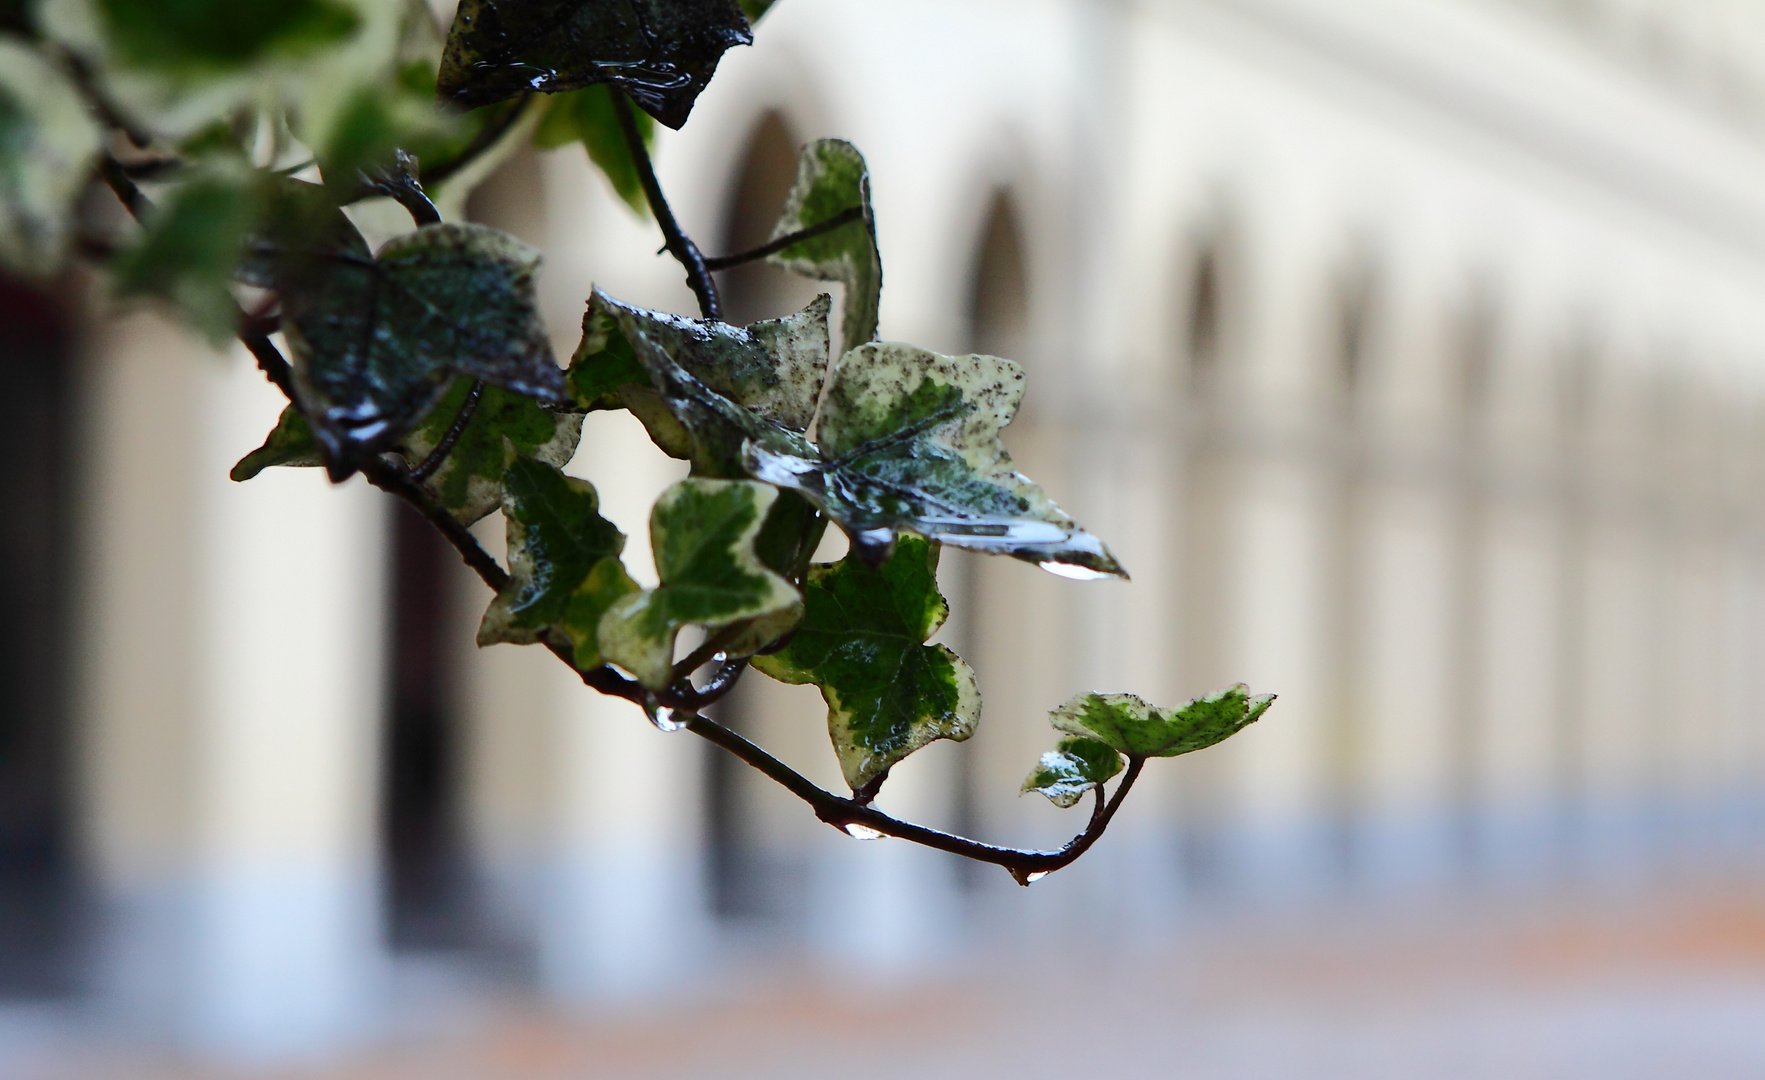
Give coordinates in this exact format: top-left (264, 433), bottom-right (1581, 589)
top-left (11, 879), bottom-right (1765, 1079)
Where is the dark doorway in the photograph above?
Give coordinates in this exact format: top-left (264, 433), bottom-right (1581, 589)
top-left (0, 276), bottom-right (79, 996)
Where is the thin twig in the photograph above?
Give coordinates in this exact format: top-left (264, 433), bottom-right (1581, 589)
top-left (361, 456), bottom-right (511, 592)
top-left (703, 206), bottom-right (864, 271)
top-left (408, 381), bottom-right (484, 483)
top-left (420, 96), bottom-right (533, 189)
top-left (609, 88), bottom-right (721, 320)
top-left (97, 154), bottom-right (151, 221)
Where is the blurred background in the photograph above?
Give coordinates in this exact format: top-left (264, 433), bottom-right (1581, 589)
top-left (9, 0), bottom-right (1765, 1075)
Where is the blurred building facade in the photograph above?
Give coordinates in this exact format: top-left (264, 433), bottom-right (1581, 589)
top-left (14, 0), bottom-right (1765, 1060)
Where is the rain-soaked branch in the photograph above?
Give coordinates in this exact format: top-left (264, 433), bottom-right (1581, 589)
top-left (609, 87), bottom-right (721, 320)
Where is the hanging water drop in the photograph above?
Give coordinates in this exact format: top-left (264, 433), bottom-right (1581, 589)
top-left (1023, 870), bottom-right (1049, 883)
top-left (649, 706), bottom-right (689, 733)
top-left (1037, 560), bottom-right (1116, 581)
top-left (842, 823), bottom-right (885, 840)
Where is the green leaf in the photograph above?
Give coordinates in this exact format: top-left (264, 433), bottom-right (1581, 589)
top-left (396, 377), bottom-right (584, 525)
top-left (437, 0), bottom-right (753, 129)
top-left (231, 405), bottom-right (324, 480)
top-left (281, 221), bottom-right (567, 475)
top-left (0, 39), bottom-right (101, 278)
top-left (534, 83), bottom-right (652, 214)
top-left (571, 289), bottom-right (830, 472)
top-left (236, 174), bottom-right (370, 291)
top-left (738, 0), bottom-right (774, 24)
top-left (598, 478), bottom-right (800, 688)
top-left (749, 342), bottom-right (1126, 577)
top-left (91, 0), bottom-right (360, 72)
top-left (110, 162), bottom-right (257, 345)
top-left (1022, 736), bottom-right (1123, 809)
top-left (1049, 685), bottom-right (1276, 759)
top-left (477, 457), bottom-right (634, 672)
top-left (766, 139), bottom-right (879, 356)
top-left (752, 535), bottom-right (978, 791)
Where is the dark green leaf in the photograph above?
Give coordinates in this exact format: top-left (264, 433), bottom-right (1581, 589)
top-left (752, 535), bottom-right (977, 790)
top-left (748, 342), bottom-right (1126, 577)
top-left (282, 221), bottom-right (567, 475)
top-left (1049, 685), bottom-right (1276, 759)
top-left (93, 0), bottom-right (360, 72)
top-left (478, 457), bottom-right (633, 669)
top-left (738, 0), bottom-right (774, 24)
top-left (231, 405), bottom-right (324, 480)
top-left (767, 139), bottom-right (879, 356)
top-left (437, 0), bottom-right (753, 129)
top-left (0, 40), bottom-right (101, 277)
top-left (1022, 736), bottom-right (1122, 809)
top-left (236, 175), bottom-right (370, 291)
top-left (111, 163), bottom-right (256, 345)
top-left (397, 377), bottom-right (585, 525)
top-left (534, 83), bottom-right (652, 213)
top-left (598, 478), bottom-right (800, 688)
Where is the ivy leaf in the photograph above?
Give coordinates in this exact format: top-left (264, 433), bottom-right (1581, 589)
top-left (231, 405), bottom-right (324, 481)
top-left (1022, 736), bottom-right (1123, 809)
top-left (236, 174), bottom-right (370, 293)
top-left (766, 139), bottom-right (880, 356)
top-left (0, 40), bottom-right (101, 278)
top-left (751, 535), bottom-right (978, 791)
top-left (477, 457), bottom-right (635, 672)
top-left (437, 0), bottom-right (753, 129)
top-left (1049, 685), bottom-right (1276, 759)
top-left (281, 221), bottom-right (567, 476)
top-left (396, 377), bottom-right (585, 525)
top-left (738, 0), bottom-right (774, 24)
top-left (84, 0), bottom-right (361, 73)
top-left (748, 342), bottom-right (1126, 577)
top-left (110, 162), bottom-right (257, 345)
top-left (534, 83), bottom-right (652, 214)
top-left (598, 478), bottom-right (800, 689)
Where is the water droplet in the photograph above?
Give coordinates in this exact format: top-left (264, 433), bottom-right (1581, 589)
top-left (1037, 561), bottom-right (1116, 581)
top-left (1023, 870), bottom-right (1049, 883)
top-left (649, 706), bottom-right (689, 733)
top-left (842, 823), bottom-right (885, 840)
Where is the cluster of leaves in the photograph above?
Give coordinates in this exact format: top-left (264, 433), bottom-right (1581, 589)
top-left (0, 0), bottom-right (1272, 880)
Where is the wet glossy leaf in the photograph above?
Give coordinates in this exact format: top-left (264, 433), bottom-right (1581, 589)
top-left (1022, 736), bottom-right (1122, 809)
top-left (1049, 685), bottom-right (1276, 759)
top-left (534, 83), bottom-right (652, 213)
top-left (231, 406), bottom-right (324, 480)
top-left (752, 535), bottom-right (978, 791)
top-left (111, 164), bottom-right (256, 344)
top-left (437, 0), bottom-right (752, 129)
top-left (0, 40), bottom-right (101, 277)
top-left (477, 457), bottom-right (634, 671)
top-left (282, 221), bottom-right (567, 475)
top-left (748, 342), bottom-right (1126, 577)
top-left (598, 478), bottom-right (800, 688)
top-left (766, 139), bottom-right (879, 356)
top-left (397, 377), bottom-right (585, 525)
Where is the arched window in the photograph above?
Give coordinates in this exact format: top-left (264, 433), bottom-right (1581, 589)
top-left (969, 190), bottom-right (1029, 362)
top-left (715, 112), bottom-right (824, 327)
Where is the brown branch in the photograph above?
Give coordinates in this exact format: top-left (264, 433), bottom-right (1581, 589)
top-left (609, 88), bottom-right (721, 320)
top-left (407, 381), bottom-right (483, 483)
top-left (703, 206), bottom-right (863, 270)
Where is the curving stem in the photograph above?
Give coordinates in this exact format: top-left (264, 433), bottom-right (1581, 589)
top-left (608, 88), bottom-right (722, 320)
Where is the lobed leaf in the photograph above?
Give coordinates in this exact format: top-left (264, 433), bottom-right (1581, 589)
top-left (766, 139), bottom-right (879, 356)
top-left (752, 535), bottom-right (978, 791)
top-left (396, 377), bottom-right (584, 525)
top-left (282, 221), bottom-right (567, 476)
top-left (597, 478), bottom-right (800, 688)
top-left (1022, 736), bottom-right (1123, 809)
top-left (1049, 685), bottom-right (1276, 759)
top-left (748, 342), bottom-right (1126, 577)
top-left (477, 456), bottom-right (635, 671)
top-left (231, 405), bottom-right (324, 480)
top-left (437, 0), bottom-right (753, 129)
top-left (534, 83), bottom-right (652, 214)
top-left (0, 39), bottom-right (102, 278)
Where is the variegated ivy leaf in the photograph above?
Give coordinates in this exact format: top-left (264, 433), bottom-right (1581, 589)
top-left (598, 478), bottom-right (800, 689)
top-left (766, 139), bottom-right (879, 356)
top-left (534, 83), bottom-right (652, 214)
top-left (1049, 685), bottom-right (1276, 759)
top-left (747, 342), bottom-right (1126, 577)
top-left (1022, 736), bottom-right (1123, 809)
top-left (437, 0), bottom-right (752, 129)
top-left (231, 406), bottom-right (324, 481)
top-left (396, 377), bottom-right (584, 525)
top-left (477, 457), bottom-right (635, 671)
top-left (0, 40), bottom-right (101, 278)
top-left (752, 535), bottom-right (978, 791)
top-left (282, 221), bottom-right (567, 477)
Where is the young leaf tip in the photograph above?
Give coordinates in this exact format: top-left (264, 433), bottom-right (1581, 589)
top-left (1047, 684), bottom-right (1274, 759)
